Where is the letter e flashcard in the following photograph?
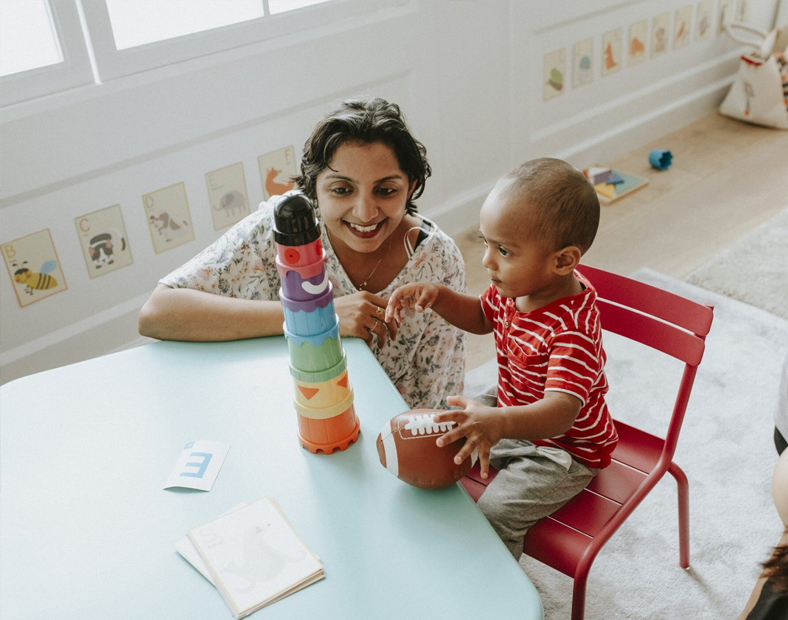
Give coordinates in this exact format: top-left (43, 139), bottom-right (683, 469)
top-left (164, 440), bottom-right (230, 492)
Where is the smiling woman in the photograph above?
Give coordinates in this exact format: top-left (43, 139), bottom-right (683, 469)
top-left (138, 98), bottom-right (467, 410)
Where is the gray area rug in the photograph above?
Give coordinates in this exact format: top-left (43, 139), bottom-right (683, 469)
top-left (465, 269), bottom-right (788, 619)
top-left (685, 206), bottom-right (788, 321)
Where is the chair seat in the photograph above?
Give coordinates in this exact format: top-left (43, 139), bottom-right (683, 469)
top-left (460, 421), bottom-right (671, 577)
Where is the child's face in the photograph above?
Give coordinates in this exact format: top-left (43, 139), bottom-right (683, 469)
top-left (315, 141), bottom-right (414, 256)
top-left (478, 192), bottom-right (562, 302)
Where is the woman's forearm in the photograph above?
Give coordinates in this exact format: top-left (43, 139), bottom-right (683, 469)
top-left (138, 284), bottom-right (285, 341)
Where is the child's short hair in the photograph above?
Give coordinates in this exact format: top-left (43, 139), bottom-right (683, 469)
top-left (500, 158), bottom-right (600, 253)
top-left (295, 97), bottom-right (431, 215)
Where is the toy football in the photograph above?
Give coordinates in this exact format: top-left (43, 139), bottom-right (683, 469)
top-left (376, 409), bottom-right (477, 490)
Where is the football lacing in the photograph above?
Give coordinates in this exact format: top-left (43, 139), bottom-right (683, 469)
top-left (403, 413), bottom-right (455, 436)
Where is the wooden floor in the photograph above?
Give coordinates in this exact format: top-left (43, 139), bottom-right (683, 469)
top-left (453, 112), bottom-right (788, 370)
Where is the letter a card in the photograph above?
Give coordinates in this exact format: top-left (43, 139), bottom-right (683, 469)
top-left (2, 229), bottom-right (67, 307)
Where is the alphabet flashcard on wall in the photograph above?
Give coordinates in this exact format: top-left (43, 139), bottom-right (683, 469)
top-left (2, 229), bottom-right (67, 307)
top-left (651, 12), bottom-right (671, 59)
top-left (164, 440), bottom-right (230, 492)
top-left (143, 182), bottom-right (195, 254)
top-left (543, 48), bottom-right (566, 100)
top-left (719, 0), bottom-right (734, 33)
top-left (75, 205), bottom-right (133, 278)
top-left (573, 38), bottom-right (594, 88)
top-left (629, 19), bottom-right (648, 66)
top-left (696, 0), bottom-right (714, 41)
top-left (258, 146), bottom-right (297, 201)
top-left (673, 6), bottom-right (692, 50)
top-left (205, 162), bottom-right (251, 230)
top-left (601, 29), bottom-right (622, 77)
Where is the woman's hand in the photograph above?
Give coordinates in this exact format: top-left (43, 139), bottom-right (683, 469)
top-left (434, 395), bottom-right (507, 479)
top-left (333, 292), bottom-right (398, 348)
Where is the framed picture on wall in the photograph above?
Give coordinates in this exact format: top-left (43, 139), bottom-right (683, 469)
top-left (696, 0), bottom-right (714, 41)
top-left (1, 229), bottom-right (67, 307)
top-left (258, 146), bottom-right (297, 201)
top-left (143, 182), bottom-right (195, 254)
top-left (205, 162), bottom-right (251, 230)
top-left (651, 12), bottom-right (671, 58)
top-left (573, 38), bottom-right (594, 88)
top-left (601, 28), bottom-right (623, 77)
top-left (673, 5), bottom-right (693, 50)
top-left (75, 204), bottom-right (133, 278)
top-left (542, 48), bottom-right (566, 100)
top-left (628, 19), bottom-right (648, 67)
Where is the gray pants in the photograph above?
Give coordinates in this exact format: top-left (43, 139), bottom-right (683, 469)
top-left (478, 438), bottom-right (597, 559)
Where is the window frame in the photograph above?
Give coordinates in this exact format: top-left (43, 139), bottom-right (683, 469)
top-left (0, 0), bottom-right (94, 108)
top-left (80, 0), bottom-right (400, 82)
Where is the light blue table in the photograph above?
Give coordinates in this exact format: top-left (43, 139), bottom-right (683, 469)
top-left (0, 337), bottom-right (543, 619)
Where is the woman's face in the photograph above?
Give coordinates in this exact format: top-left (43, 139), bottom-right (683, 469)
top-left (316, 141), bottom-right (414, 255)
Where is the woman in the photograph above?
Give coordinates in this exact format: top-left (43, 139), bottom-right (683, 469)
top-left (138, 98), bottom-right (466, 409)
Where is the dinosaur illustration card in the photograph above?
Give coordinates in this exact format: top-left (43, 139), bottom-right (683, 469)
top-left (2, 229), bottom-right (67, 308)
top-left (187, 497), bottom-right (324, 617)
top-left (143, 182), bottom-right (195, 254)
top-left (651, 12), bottom-right (671, 59)
top-left (673, 5), bottom-right (693, 50)
top-left (74, 204), bottom-right (133, 278)
top-left (206, 162), bottom-right (251, 231)
top-left (601, 28), bottom-right (623, 77)
top-left (542, 48), bottom-right (566, 100)
top-left (696, 0), bottom-right (714, 41)
top-left (628, 19), bottom-right (648, 67)
top-left (258, 146), bottom-right (297, 201)
top-left (573, 38), bottom-right (594, 88)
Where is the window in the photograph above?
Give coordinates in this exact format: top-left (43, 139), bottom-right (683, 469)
top-left (0, 0), bottom-right (93, 107)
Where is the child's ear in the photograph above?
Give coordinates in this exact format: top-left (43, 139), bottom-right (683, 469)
top-left (553, 245), bottom-right (582, 275)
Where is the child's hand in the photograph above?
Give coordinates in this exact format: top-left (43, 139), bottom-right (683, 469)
top-left (385, 283), bottom-right (441, 323)
top-left (434, 395), bottom-right (506, 479)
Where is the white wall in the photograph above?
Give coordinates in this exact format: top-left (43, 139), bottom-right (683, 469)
top-left (1, 0), bottom-right (778, 383)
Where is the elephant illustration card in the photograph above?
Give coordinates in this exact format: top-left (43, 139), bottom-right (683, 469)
top-left (75, 204), bottom-right (133, 278)
top-left (2, 228), bottom-right (67, 307)
top-left (258, 146), bottom-right (297, 201)
top-left (143, 182), bottom-right (195, 254)
top-left (206, 162), bottom-right (251, 231)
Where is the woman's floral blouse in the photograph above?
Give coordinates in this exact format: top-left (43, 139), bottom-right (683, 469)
top-left (160, 193), bottom-right (466, 409)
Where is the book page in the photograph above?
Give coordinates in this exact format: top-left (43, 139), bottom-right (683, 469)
top-left (188, 497), bottom-right (323, 616)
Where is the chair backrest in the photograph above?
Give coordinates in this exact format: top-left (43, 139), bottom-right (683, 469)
top-left (576, 264), bottom-right (714, 459)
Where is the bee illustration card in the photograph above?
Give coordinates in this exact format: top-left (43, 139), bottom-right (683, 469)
top-left (673, 5), bottom-right (693, 50)
top-left (258, 146), bottom-right (297, 201)
top-left (75, 204), bottom-right (133, 278)
top-left (143, 182), bottom-right (195, 254)
top-left (206, 162), bottom-right (251, 231)
top-left (2, 229), bottom-right (67, 307)
top-left (601, 28), bottom-right (623, 77)
top-left (543, 48), bottom-right (566, 100)
top-left (628, 19), bottom-right (648, 67)
top-left (573, 38), bottom-right (594, 88)
top-left (651, 12), bottom-right (671, 59)
top-left (696, 0), bottom-right (714, 41)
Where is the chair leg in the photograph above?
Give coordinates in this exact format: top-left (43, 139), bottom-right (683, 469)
top-left (571, 565), bottom-right (589, 620)
top-left (668, 461), bottom-right (690, 568)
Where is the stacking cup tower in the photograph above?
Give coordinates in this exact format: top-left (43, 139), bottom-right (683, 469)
top-left (273, 194), bottom-right (360, 454)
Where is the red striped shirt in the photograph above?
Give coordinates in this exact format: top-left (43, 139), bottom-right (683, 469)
top-left (481, 271), bottom-right (617, 468)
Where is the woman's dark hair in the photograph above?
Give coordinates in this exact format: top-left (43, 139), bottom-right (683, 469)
top-left (763, 538), bottom-right (788, 593)
top-left (295, 98), bottom-right (431, 215)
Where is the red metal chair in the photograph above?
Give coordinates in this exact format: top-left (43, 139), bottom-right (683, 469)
top-left (461, 264), bottom-right (714, 620)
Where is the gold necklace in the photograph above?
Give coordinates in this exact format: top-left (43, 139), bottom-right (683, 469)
top-left (356, 233), bottom-right (392, 290)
